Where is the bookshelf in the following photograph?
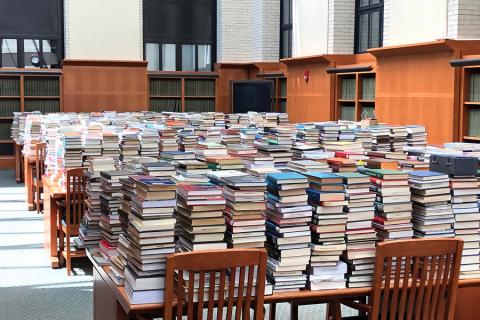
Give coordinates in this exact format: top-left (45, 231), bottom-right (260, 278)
top-left (0, 71), bottom-right (62, 167)
top-left (336, 72), bottom-right (376, 121)
top-left (462, 68), bottom-right (480, 141)
top-left (148, 73), bottom-right (217, 113)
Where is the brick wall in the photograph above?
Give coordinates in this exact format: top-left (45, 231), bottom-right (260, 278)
top-left (327, 0), bottom-right (355, 54)
top-left (448, 0), bottom-right (480, 39)
top-left (252, 0), bottom-right (280, 62)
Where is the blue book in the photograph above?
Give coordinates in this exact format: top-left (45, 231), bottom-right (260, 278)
top-left (266, 172), bottom-right (307, 184)
top-left (409, 170), bottom-right (449, 180)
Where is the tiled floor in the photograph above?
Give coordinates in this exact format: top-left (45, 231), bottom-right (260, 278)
top-left (0, 169), bottom-right (356, 320)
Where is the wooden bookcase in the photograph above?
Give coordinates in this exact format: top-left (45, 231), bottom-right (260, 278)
top-left (257, 72), bottom-right (287, 113)
top-left (461, 67), bottom-right (480, 142)
top-left (0, 70), bottom-right (62, 167)
top-left (335, 71), bottom-right (376, 121)
top-left (148, 73), bottom-right (217, 113)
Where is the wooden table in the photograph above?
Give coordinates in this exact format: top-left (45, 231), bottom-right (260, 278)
top-left (14, 142), bottom-right (23, 183)
top-left (24, 156), bottom-right (36, 210)
top-left (87, 250), bottom-right (480, 320)
top-left (42, 176), bottom-right (65, 268)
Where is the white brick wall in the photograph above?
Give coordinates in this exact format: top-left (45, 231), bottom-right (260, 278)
top-left (327, 0), bottom-right (355, 54)
top-left (217, 0), bottom-right (253, 62)
top-left (252, 0), bottom-right (280, 62)
top-left (448, 0), bottom-right (480, 39)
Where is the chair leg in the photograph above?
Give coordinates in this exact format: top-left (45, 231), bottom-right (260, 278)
top-left (326, 301), bottom-right (342, 320)
top-left (35, 184), bottom-right (40, 214)
top-left (66, 231), bottom-right (71, 276)
top-left (269, 303), bottom-right (276, 320)
top-left (58, 212), bottom-right (64, 267)
top-left (290, 302), bottom-right (299, 320)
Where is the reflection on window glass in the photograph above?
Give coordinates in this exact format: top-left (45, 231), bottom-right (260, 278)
top-left (24, 39), bottom-right (41, 68)
top-left (198, 45), bottom-right (211, 72)
top-left (282, 30), bottom-right (291, 58)
top-left (1, 39), bottom-right (18, 68)
top-left (283, 0), bottom-right (291, 24)
top-left (162, 44), bottom-right (176, 71)
top-left (42, 40), bottom-right (59, 68)
top-left (370, 11), bottom-right (380, 48)
top-left (358, 14), bottom-right (369, 53)
top-left (145, 43), bottom-right (160, 71)
top-left (182, 45), bottom-right (195, 71)
top-left (360, 0), bottom-right (369, 6)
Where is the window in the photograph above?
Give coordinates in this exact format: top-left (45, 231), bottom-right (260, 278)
top-left (0, 0), bottom-right (63, 68)
top-left (143, 0), bottom-right (216, 72)
top-left (354, 0), bottom-right (383, 53)
top-left (280, 0), bottom-right (292, 59)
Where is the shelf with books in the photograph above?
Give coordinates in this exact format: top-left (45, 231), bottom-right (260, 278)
top-left (335, 72), bottom-right (376, 121)
top-left (24, 76), bottom-right (60, 97)
top-left (461, 68), bottom-right (480, 141)
top-left (149, 98), bottom-right (182, 113)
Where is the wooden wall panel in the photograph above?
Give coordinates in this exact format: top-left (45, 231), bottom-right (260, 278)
top-left (285, 61), bottom-right (334, 123)
top-left (62, 60), bottom-right (148, 112)
top-left (374, 50), bottom-right (457, 144)
top-left (216, 66), bottom-right (250, 114)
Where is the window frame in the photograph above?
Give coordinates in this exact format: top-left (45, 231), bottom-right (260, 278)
top-left (280, 0), bottom-right (293, 59)
top-left (354, 0), bottom-right (384, 54)
top-left (144, 42), bottom-right (213, 72)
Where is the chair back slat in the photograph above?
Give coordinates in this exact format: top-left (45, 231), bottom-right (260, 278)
top-left (369, 238), bottom-right (463, 320)
top-left (164, 249), bottom-right (267, 320)
top-left (65, 168), bottom-right (86, 227)
top-left (34, 143), bottom-right (46, 180)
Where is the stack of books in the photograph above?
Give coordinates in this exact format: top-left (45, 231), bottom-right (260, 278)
top-left (119, 130), bottom-right (140, 165)
top-left (364, 168), bottom-right (413, 241)
top-left (406, 125), bottom-right (427, 147)
top-left (267, 127), bottom-right (294, 146)
top-left (221, 174), bottom-right (267, 248)
top-left (221, 128), bottom-right (241, 145)
top-left (99, 170), bottom-right (132, 259)
top-left (291, 145), bottom-right (322, 160)
top-left (257, 144), bottom-right (293, 168)
top-left (265, 172), bottom-right (311, 292)
top-left (124, 176), bottom-right (177, 304)
top-left (305, 173), bottom-right (348, 290)
top-left (287, 160), bottom-right (330, 173)
top-left (139, 128), bottom-right (159, 157)
top-left (240, 128), bottom-right (257, 146)
top-left (194, 141), bottom-right (228, 161)
top-left (354, 129), bottom-right (373, 151)
top-left (160, 151), bottom-right (195, 164)
top-left (227, 144), bottom-right (258, 159)
top-left (317, 122), bottom-right (340, 142)
top-left (409, 171), bottom-right (454, 238)
top-left (176, 183), bottom-right (227, 251)
top-left (176, 160), bottom-right (209, 175)
top-left (205, 156), bottom-right (244, 171)
top-left (62, 129), bottom-right (83, 169)
top-left (102, 129), bottom-right (120, 164)
top-left (158, 128), bottom-right (178, 152)
top-left (339, 172), bottom-right (377, 288)
top-left (326, 158), bottom-right (357, 173)
top-left (370, 127), bottom-right (391, 151)
top-left (141, 161), bottom-right (176, 178)
top-left (389, 126), bottom-right (408, 151)
top-left (178, 129), bottom-right (198, 152)
top-left (82, 124), bottom-right (103, 160)
top-left (295, 124), bottom-right (320, 146)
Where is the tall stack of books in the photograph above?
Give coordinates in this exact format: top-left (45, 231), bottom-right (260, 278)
top-left (158, 128), bottom-right (178, 152)
top-left (221, 174), bottom-right (267, 248)
top-left (339, 172), bottom-right (377, 288)
top-left (139, 128), bottom-right (159, 157)
top-left (449, 168), bottom-right (480, 277)
top-left (62, 129), bottom-right (83, 169)
top-left (364, 168), bottom-right (413, 241)
top-left (389, 126), bottom-right (408, 151)
top-left (370, 127), bottom-right (391, 151)
top-left (240, 128), bottom-right (257, 146)
top-left (119, 130), bottom-right (140, 165)
top-left (295, 124), bottom-right (320, 146)
top-left (317, 122), bottom-right (340, 143)
top-left (176, 183), bottom-right (227, 251)
top-left (354, 128), bottom-right (373, 151)
top-left (268, 127), bottom-right (295, 146)
top-left (408, 171), bottom-right (454, 238)
top-left (304, 173), bottom-right (348, 290)
top-left (124, 176), bottom-right (177, 304)
top-left (82, 124), bottom-right (103, 162)
top-left (102, 129), bottom-right (120, 165)
top-left (221, 128), bottom-right (241, 145)
top-left (99, 170), bottom-right (132, 260)
top-left (265, 172), bottom-right (311, 292)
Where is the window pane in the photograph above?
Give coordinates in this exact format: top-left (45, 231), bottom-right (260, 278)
top-left (371, 0), bottom-right (380, 4)
top-left (282, 0), bottom-right (291, 25)
top-left (370, 11), bottom-right (380, 48)
top-left (42, 40), bottom-right (60, 68)
top-left (282, 30), bottom-right (291, 58)
top-left (145, 43), bottom-right (160, 71)
top-left (197, 45), bottom-right (211, 71)
top-left (360, 0), bottom-right (369, 7)
top-left (358, 14), bottom-right (369, 52)
top-left (182, 44), bottom-right (195, 71)
top-left (1, 39), bottom-right (17, 67)
top-left (162, 44), bottom-right (176, 71)
top-left (24, 39), bottom-right (41, 68)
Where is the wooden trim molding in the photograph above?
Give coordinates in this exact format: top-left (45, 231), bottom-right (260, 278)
top-left (62, 60), bottom-right (148, 68)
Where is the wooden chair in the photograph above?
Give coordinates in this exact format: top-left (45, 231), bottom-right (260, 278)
top-left (339, 238), bottom-right (463, 320)
top-left (157, 248), bottom-right (268, 320)
top-left (33, 142), bottom-right (46, 214)
top-left (58, 167), bottom-right (87, 276)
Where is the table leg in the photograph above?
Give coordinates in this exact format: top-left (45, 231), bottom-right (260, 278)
top-left (24, 158), bottom-right (34, 211)
top-left (49, 196), bottom-right (59, 268)
top-left (326, 301), bottom-right (342, 320)
top-left (15, 144), bottom-right (21, 183)
top-left (269, 303), bottom-right (276, 320)
top-left (290, 302), bottom-right (299, 320)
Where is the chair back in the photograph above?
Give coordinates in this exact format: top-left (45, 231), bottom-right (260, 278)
top-left (65, 168), bottom-right (86, 226)
top-left (164, 249), bottom-right (267, 320)
top-left (34, 142), bottom-right (46, 181)
top-left (369, 238), bottom-right (463, 320)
